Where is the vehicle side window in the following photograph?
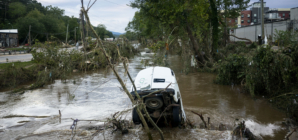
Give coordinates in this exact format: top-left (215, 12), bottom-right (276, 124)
top-left (171, 70), bottom-right (175, 76)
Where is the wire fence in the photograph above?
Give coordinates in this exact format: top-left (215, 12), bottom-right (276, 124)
top-left (230, 19), bottom-right (298, 42)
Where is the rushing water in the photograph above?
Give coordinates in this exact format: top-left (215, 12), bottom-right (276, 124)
top-left (0, 49), bottom-right (288, 140)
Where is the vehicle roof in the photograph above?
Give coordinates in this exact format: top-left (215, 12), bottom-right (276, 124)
top-left (133, 66), bottom-right (176, 91)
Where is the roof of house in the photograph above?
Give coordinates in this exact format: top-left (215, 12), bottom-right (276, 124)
top-left (278, 8), bottom-right (291, 11)
top-left (0, 29), bottom-right (18, 34)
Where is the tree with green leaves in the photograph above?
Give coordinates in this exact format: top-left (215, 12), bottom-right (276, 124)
top-left (130, 0), bottom-right (209, 63)
top-left (8, 2), bottom-right (26, 18)
top-left (94, 24), bottom-right (114, 40)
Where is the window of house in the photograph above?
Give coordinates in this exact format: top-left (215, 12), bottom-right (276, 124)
top-left (235, 19), bottom-right (238, 23)
top-left (254, 14), bottom-right (257, 17)
top-left (241, 20), bottom-right (244, 23)
top-left (282, 13), bottom-right (285, 17)
top-left (229, 20), bottom-right (231, 22)
top-left (254, 19), bottom-right (257, 22)
top-left (247, 14), bottom-right (250, 17)
top-left (248, 20), bottom-right (250, 23)
top-left (241, 14), bottom-right (244, 18)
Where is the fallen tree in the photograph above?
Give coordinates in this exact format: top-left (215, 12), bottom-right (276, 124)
top-left (229, 34), bottom-right (253, 44)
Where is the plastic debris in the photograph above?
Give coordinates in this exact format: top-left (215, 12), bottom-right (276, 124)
top-left (70, 119), bottom-right (79, 129)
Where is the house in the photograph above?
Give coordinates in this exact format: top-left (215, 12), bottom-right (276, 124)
top-left (278, 8), bottom-right (291, 20)
top-left (0, 29), bottom-right (18, 48)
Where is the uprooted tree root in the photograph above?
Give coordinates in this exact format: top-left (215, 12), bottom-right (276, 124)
top-left (109, 112), bottom-right (130, 135)
top-left (232, 121), bottom-right (263, 140)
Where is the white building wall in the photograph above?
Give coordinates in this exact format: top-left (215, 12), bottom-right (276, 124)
top-left (230, 20), bottom-right (288, 42)
top-left (290, 8), bottom-right (298, 20)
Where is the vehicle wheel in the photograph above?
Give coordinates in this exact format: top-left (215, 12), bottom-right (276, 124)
top-left (172, 105), bottom-right (181, 127)
top-left (144, 97), bottom-right (163, 109)
top-left (132, 107), bottom-right (141, 125)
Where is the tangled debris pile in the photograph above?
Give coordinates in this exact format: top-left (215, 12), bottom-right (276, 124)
top-left (0, 37), bottom-right (137, 91)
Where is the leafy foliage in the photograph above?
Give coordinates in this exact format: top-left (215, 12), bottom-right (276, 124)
top-left (0, 0), bottom-right (114, 45)
top-left (215, 38), bottom-right (298, 121)
top-left (215, 54), bottom-right (247, 85)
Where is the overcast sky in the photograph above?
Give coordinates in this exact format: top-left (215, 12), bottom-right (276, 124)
top-left (37, 0), bottom-right (297, 33)
top-left (248, 0), bottom-right (297, 9)
top-left (38, 0), bottom-right (138, 33)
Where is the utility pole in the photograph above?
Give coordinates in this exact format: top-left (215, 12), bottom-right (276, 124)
top-left (66, 23), bottom-right (69, 45)
top-left (29, 25), bottom-right (31, 46)
top-left (255, 24), bottom-right (257, 42)
top-left (271, 19), bottom-right (273, 42)
top-left (74, 28), bottom-right (76, 43)
top-left (293, 19), bottom-right (295, 34)
top-left (261, 0), bottom-right (264, 42)
top-left (74, 27), bottom-right (78, 43)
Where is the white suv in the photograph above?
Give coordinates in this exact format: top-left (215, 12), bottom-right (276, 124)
top-left (130, 67), bottom-right (186, 127)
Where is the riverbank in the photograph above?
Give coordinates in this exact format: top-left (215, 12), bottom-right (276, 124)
top-left (0, 41), bottom-right (138, 92)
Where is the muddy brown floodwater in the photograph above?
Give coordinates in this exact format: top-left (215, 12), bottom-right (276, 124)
top-left (0, 48), bottom-right (288, 140)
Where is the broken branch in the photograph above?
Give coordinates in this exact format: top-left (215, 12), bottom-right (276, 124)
top-left (191, 111), bottom-right (207, 128)
top-left (229, 34), bottom-right (253, 44)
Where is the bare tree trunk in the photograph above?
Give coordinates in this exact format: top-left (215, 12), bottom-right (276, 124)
top-left (185, 24), bottom-right (205, 64)
top-left (82, 7), bottom-right (153, 140)
top-left (80, 11), bottom-right (87, 72)
top-left (210, 0), bottom-right (219, 55)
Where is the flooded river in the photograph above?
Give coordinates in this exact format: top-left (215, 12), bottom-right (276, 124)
top-left (0, 49), bottom-right (288, 140)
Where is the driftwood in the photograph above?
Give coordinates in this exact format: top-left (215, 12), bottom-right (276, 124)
top-left (286, 128), bottom-right (297, 140)
top-left (233, 121), bottom-right (263, 140)
top-left (110, 112), bottom-right (129, 135)
top-left (191, 111), bottom-right (207, 128)
top-left (229, 34), bottom-right (253, 44)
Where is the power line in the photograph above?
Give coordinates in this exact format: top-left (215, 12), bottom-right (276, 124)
top-left (102, 0), bottom-right (129, 7)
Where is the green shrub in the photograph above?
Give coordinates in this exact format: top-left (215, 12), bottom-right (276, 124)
top-left (215, 54), bottom-right (247, 85)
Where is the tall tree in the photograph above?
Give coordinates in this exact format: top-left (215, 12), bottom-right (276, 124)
top-left (8, 2), bottom-right (26, 18)
top-left (130, 0), bottom-right (209, 63)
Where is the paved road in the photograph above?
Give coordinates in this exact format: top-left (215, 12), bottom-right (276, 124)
top-left (0, 54), bottom-right (33, 63)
